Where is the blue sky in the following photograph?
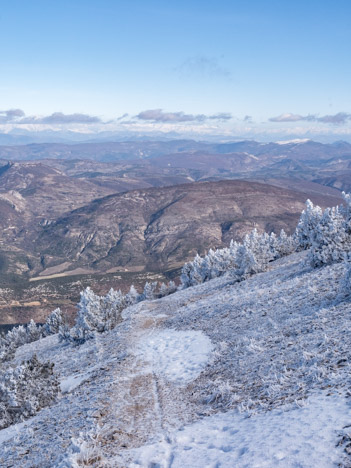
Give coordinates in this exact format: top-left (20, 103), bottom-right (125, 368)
top-left (1, 0), bottom-right (351, 140)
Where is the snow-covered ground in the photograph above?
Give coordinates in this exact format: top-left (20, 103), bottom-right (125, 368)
top-left (135, 329), bottom-right (213, 384)
top-left (129, 392), bottom-right (351, 468)
top-left (1, 251), bottom-right (351, 467)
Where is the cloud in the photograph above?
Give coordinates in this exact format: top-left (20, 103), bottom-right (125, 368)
top-left (0, 109), bottom-right (102, 125)
top-left (176, 56), bottom-right (232, 79)
top-left (116, 113), bottom-right (129, 121)
top-left (317, 112), bottom-right (351, 124)
top-left (208, 113), bottom-right (232, 120)
top-left (269, 112), bottom-right (351, 125)
top-left (0, 108), bottom-right (25, 123)
top-left (136, 109), bottom-right (232, 123)
top-left (243, 115), bottom-right (252, 122)
top-left (269, 113), bottom-right (311, 122)
top-left (22, 112), bottom-right (102, 124)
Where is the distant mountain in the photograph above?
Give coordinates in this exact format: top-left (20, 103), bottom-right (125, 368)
top-left (0, 140), bottom-right (350, 194)
top-left (0, 139), bottom-right (351, 163)
top-left (36, 180), bottom-right (341, 276)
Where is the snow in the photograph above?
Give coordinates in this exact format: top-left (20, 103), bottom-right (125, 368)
top-left (135, 329), bottom-right (213, 384)
top-left (130, 391), bottom-right (351, 468)
top-left (0, 420), bottom-right (32, 445)
top-left (60, 372), bottom-right (90, 394)
top-left (2, 252), bottom-right (351, 466)
top-left (276, 138), bottom-right (311, 145)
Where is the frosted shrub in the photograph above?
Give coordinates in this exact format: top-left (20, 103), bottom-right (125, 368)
top-left (159, 281), bottom-right (177, 297)
top-left (65, 285), bottom-right (138, 345)
top-left (0, 355), bottom-right (59, 429)
top-left (308, 206), bottom-right (349, 268)
top-left (124, 284), bottom-right (141, 306)
top-left (101, 288), bottom-right (125, 330)
top-left (0, 320), bottom-right (44, 362)
top-left (43, 308), bottom-right (64, 336)
top-left (69, 288), bottom-right (104, 344)
top-left (235, 244), bottom-right (260, 279)
top-left (340, 254), bottom-right (351, 295)
top-left (295, 199), bottom-right (323, 250)
top-left (179, 227), bottom-right (297, 289)
top-left (276, 229), bottom-right (297, 257)
top-left (141, 281), bottom-right (158, 301)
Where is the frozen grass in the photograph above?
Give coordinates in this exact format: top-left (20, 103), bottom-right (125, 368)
top-left (2, 251), bottom-right (351, 466)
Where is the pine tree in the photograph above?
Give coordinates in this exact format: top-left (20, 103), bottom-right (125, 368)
top-left (101, 288), bottom-right (124, 330)
top-left (142, 281), bottom-right (157, 300)
top-left (276, 229), bottom-right (297, 257)
top-left (180, 262), bottom-right (193, 289)
top-left (235, 244), bottom-right (259, 279)
top-left (340, 253), bottom-right (351, 295)
top-left (71, 287), bottom-right (103, 343)
top-left (0, 355), bottom-right (59, 429)
top-left (125, 284), bottom-right (140, 306)
top-left (159, 281), bottom-right (177, 297)
top-left (308, 206), bottom-right (348, 267)
top-left (295, 199), bottom-right (323, 249)
top-left (26, 319), bottom-right (42, 342)
top-left (43, 308), bottom-right (64, 335)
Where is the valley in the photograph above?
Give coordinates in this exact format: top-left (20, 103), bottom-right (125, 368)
top-left (0, 138), bottom-right (348, 325)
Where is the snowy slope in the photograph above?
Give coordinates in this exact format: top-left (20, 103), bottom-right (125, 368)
top-left (1, 251), bottom-right (351, 467)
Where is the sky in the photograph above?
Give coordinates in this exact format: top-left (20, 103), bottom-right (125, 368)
top-left (0, 0), bottom-right (351, 141)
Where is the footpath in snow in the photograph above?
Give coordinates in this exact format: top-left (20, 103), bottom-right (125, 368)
top-left (135, 329), bottom-right (213, 384)
top-left (129, 391), bottom-right (351, 468)
top-left (2, 252), bottom-right (351, 466)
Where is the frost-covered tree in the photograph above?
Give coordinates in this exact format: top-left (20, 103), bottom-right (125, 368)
top-left (180, 255), bottom-right (205, 289)
top-left (124, 284), bottom-right (140, 306)
top-left (43, 308), bottom-right (64, 336)
top-left (70, 287), bottom-right (103, 343)
top-left (340, 253), bottom-right (351, 295)
top-left (101, 288), bottom-right (124, 330)
top-left (6, 325), bottom-right (27, 348)
top-left (340, 191), bottom-right (351, 234)
top-left (276, 229), bottom-right (297, 257)
top-left (0, 319), bottom-right (46, 362)
top-left (308, 206), bottom-right (348, 267)
top-left (159, 281), bottom-right (177, 297)
top-left (27, 319), bottom-right (42, 342)
top-left (295, 199), bottom-right (323, 249)
top-left (235, 244), bottom-right (259, 279)
top-left (269, 232), bottom-right (279, 259)
top-left (0, 355), bottom-right (59, 429)
top-left (141, 281), bottom-right (158, 301)
top-left (58, 323), bottom-right (72, 343)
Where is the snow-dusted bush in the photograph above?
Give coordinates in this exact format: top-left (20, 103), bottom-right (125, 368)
top-left (179, 227), bottom-right (297, 289)
top-left (159, 280), bottom-right (177, 297)
top-left (243, 229), bottom-right (275, 270)
top-left (124, 284), bottom-right (141, 307)
top-left (0, 320), bottom-right (44, 362)
top-left (100, 288), bottom-right (125, 330)
top-left (180, 241), bottom-right (240, 289)
top-left (235, 244), bottom-right (260, 279)
top-left (339, 254), bottom-right (351, 296)
top-left (307, 206), bottom-right (348, 267)
top-left (0, 355), bottom-right (59, 429)
top-left (276, 229), bottom-right (297, 257)
top-left (43, 308), bottom-right (64, 336)
top-left (295, 199), bottom-right (323, 250)
top-left (65, 285), bottom-right (141, 344)
top-left (68, 288), bottom-right (104, 344)
top-left (141, 281), bottom-right (158, 301)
